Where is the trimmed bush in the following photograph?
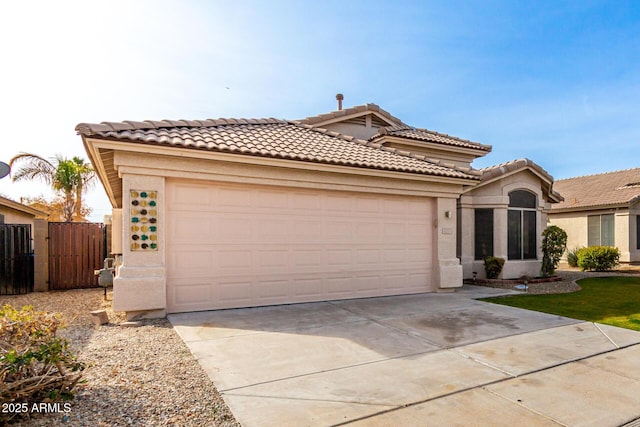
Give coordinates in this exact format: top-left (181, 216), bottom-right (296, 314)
top-left (576, 246), bottom-right (621, 271)
top-left (0, 305), bottom-right (85, 423)
top-left (541, 225), bottom-right (568, 277)
top-left (484, 256), bottom-right (505, 279)
top-left (566, 246), bottom-right (583, 268)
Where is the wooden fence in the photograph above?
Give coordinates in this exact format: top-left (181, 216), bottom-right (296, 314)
top-left (48, 222), bottom-right (106, 290)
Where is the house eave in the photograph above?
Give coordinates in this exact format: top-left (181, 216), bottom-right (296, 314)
top-left (549, 202), bottom-right (631, 214)
top-left (84, 137), bottom-right (481, 208)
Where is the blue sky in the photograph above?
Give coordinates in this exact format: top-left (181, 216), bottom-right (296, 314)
top-left (0, 0), bottom-right (638, 221)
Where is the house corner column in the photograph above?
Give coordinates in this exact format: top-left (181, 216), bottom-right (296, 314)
top-left (113, 174), bottom-right (166, 319)
top-left (615, 211), bottom-right (631, 262)
top-left (435, 197), bottom-right (462, 291)
top-left (32, 219), bottom-right (48, 292)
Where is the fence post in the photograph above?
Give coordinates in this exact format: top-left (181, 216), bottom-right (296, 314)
top-left (33, 219), bottom-right (48, 292)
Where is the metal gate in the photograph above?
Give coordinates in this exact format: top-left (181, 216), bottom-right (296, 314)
top-left (0, 224), bottom-right (34, 295)
top-left (48, 222), bottom-right (106, 290)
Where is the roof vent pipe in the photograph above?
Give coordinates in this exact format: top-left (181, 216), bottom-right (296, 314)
top-left (336, 93), bottom-right (344, 110)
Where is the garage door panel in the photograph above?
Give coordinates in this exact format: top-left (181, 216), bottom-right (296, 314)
top-left (169, 250), bottom-right (214, 276)
top-left (218, 187), bottom-right (252, 208)
top-left (167, 180), bottom-right (435, 313)
top-left (291, 191), bottom-right (322, 211)
top-left (326, 249), bottom-right (352, 265)
top-left (253, 189), bottom-right (288, 209)
top-left (171, 280), bottom-right (213, 308)
top-left (168, 184), bottom-right (212, 209)
top-left (168, 213), bottom-right (214, 240)
top-left (257, 249), bottom-right (290, 268)
top-left (294, 278), bottom-right (324, 298)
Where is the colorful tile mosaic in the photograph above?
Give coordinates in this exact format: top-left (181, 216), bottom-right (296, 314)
top-left (130, 190), bottom-right (158, 251)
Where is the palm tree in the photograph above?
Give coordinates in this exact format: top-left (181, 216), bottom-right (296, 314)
top-left (9, 153), bottom-right (96, 222)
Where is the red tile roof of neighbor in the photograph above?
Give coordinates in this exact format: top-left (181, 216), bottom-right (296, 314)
top-left (551, 168), bottom-right (640, 211)
top-left (76, 119), bottom-right (481, 180)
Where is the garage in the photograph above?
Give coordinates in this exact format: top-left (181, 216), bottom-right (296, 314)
top-left (166, 179), bottom-right (434, 313)
top-left (78, 103), bottom-right (485, 318)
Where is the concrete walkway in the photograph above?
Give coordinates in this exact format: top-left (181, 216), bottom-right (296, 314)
top-left (169, 286), bottom-right (640, 426)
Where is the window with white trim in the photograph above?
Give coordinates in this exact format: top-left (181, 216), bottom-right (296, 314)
top-left (508, 190), bottom-right (537, 260)
top-left (588, 214), bottom-right (614, 246)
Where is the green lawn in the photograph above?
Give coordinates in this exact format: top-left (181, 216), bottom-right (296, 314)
top-left (481, 276), bottom-right (640, 331)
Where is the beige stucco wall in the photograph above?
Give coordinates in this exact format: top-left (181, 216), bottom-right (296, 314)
top-left (112, 173), bottom-right (166, 318)
top-left (108, 150), bottom-right (470, 317)
top-left (548, 206), bottom-right (639, 263)
top-left (459, 170), bottom-right (552, 279)
top-left (0, 206), bottom-right (35, 228)
top-left (323, 120), bottom-right (382, 140)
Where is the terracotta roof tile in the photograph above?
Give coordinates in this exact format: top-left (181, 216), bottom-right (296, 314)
top-left (551, 168), bottom-right (640, 211)
top-left (76, 119), bottom-right (481, 180)
top-left (372, 125), bottom-right (492, 152)
top-left (477, 158), bottom-right (563, 203)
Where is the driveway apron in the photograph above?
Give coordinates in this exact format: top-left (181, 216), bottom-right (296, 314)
top-left (169, 285), bottom-right (640, 426)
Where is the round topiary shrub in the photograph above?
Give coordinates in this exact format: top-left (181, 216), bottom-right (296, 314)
top-left (484, 256), bottom-right (505, 279)
top-left (576, 246), bottom-right (621, 271)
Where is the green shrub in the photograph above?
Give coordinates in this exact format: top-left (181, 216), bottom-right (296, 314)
top-left (576, 246), bottom-right (621, 271)
top-left (0, 305), bottom-right (85, 423)
top-left (541, 225), bottom-right (568, 277)
top-left (566, 246), bottom-right (583, 268)
top-left (484, 256), bottom-right (505, 279)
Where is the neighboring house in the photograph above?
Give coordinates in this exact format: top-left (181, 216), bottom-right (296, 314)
top-left (548, 168), bottom-right (640, 263)
top-left (0, 196), bottom-right (48, 292)
top-left (0, 195), bottom-right (47, 227)
top-left (458, 159), bottom-right (563, 279)
top-left (77, 103), bottom-right (560, 318)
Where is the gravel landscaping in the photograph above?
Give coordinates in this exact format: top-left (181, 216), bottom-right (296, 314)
top-left (0, 289), bottom-right (240, 427)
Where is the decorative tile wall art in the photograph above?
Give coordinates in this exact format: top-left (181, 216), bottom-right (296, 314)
top-left (130, 190), bottom-right (158, 251)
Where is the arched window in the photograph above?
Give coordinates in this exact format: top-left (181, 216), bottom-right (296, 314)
top-left (508, 190), bottom-right (537, 260)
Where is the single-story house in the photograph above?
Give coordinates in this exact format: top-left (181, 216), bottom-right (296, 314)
top-left (548, 168), bottom-right (640, 263)
top-left (77, 102), bottom-right (561, 318)
top-left (0, 196), bottom-right (48, 291)
top-left (0, 195), bottom-right (47, 227)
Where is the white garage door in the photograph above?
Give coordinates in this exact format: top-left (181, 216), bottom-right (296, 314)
top-left (166, 180), bottom-right (434, 313)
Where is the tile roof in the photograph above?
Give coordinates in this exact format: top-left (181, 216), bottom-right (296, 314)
top-left (297, 103), bottom-right (408, 127)
top-left (76, 119), bottom-right (481, 180)
top-left (372, 125), bottom-right (492, 153)
top-left (551, 168), bottom-right (640, 211)
top-left (475, 158), bottom-right (563, 202)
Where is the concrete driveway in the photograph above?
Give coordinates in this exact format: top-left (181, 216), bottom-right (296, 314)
top-left (169, 285), bottom-right (640, 426)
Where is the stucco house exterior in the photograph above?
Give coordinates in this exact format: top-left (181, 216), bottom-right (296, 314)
top-left (458, 159), bottom-right (563, 279)
top-left (0, 196), bottom-right (48, 291)
top-left (77, 103), bottom-right (560, 318)
top-left (0, 195), bottom-right (47, 227)
top-left (548, 168), bottom-right (640, 263)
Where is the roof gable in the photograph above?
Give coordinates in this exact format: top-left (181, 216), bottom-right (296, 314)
top-left (551, 168), bottom-right (640, 211)
top-left (296, 103), bottom-right (407, 128)
top-left (466, 158), bottom-right (563, 203)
